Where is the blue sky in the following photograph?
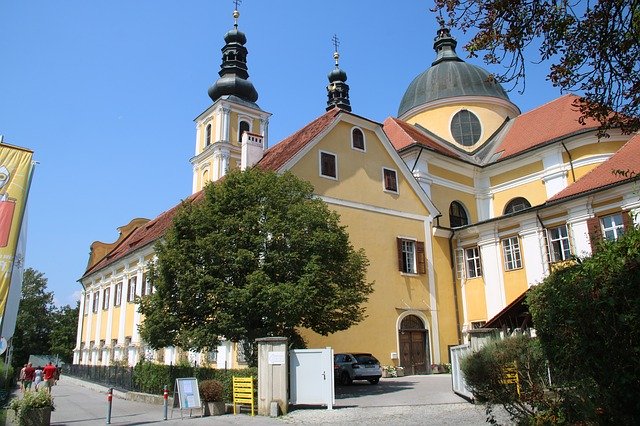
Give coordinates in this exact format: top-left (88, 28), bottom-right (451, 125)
top-left (1, 1), bottom-right (560, 307)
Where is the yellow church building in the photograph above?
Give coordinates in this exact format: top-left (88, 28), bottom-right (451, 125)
top-left (74, 10), bottom-right (640, 374)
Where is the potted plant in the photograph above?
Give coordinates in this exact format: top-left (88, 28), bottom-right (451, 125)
top-left (8, 389), bottom-right (55, 426)
top-left (199, 379), bottom-right (225, 416)
top-left (382, 365), bottom-right (397, 378)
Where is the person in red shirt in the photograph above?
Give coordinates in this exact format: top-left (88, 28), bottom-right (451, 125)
top-left (42, 362), bottom-right (57, 393)
top-left (23, 363), bottom-right (35, 391)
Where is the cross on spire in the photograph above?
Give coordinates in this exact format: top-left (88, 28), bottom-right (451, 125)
top-left (332, 34), bottom-right (341, 66)
top-left (233, 0), bottom-right (242, 27)
top-left (233, 0), bottom-right (242, 10)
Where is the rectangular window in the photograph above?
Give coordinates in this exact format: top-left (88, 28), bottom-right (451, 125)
top-left (548, 225), bottom-right (572, 262)
top-left (92, 291), bottom-right (100, 313)
top-left (383, 168), bottom-right (398, 192)
top-left (141, 272), bottom-right (153, 297)
top-left (319, 151), bottom-right (337, 179)
top-left (396, 238), bottom-right (426, 274)
top-left (601, 213), bottom-right (624, 241)
top-left (502, 236), bottom-right (522, 270)
top-left (127, 276), bottom-right (137, 303)
top-left (114, 282), bottom-right (122, 307)
top-left (84, 293), bottom-right (90, 315)
top-left (455, 247), bottom-right (465, 280)
top-left (465, 247), bottom-right (482, 278)
top-left (102, 288), bottom-right (110, 310)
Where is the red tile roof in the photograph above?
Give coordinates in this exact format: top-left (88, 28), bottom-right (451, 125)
top-left (495, 94), bottom-right (600, 160)
top-left (256, 108), bottom-right (341, 171)
top-left (82, 191), bottom-right (204, 278)
top-left (383, 117), bottom-right (461, 159)
top-left (549, 133), bottom-right (640, 202)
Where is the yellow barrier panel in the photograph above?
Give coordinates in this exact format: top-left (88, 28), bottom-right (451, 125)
top-left (232, 376), bottom-right (255, 416)
top-left (499, 363), bottom-right (521, 397)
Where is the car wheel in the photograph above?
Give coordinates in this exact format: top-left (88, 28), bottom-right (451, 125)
top-left (341, 372), bottom-right (352, 385)
top-left (368, 378), bottom-right (379, 384)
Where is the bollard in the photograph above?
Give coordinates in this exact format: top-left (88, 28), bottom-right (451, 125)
top-left (163, 385), bottom-right (169, 420)
top-left (106, 387), bottom-right (113, 424)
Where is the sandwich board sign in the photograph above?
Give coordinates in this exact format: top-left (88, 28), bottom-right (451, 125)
top-left (171, 377), bottom-right (202, 418)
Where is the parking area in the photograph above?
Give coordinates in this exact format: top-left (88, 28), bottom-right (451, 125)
top-left (333, 374), bottom-right (468, 408)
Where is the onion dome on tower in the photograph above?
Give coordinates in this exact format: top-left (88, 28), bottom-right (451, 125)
top-left (398, 23), bottom-right (512, 118)
top-left (326, 35), bottom-right (351, 112)
top-left (208, 8), bottom-right (259, 105)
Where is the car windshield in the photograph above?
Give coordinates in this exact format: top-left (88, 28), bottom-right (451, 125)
top-left (354, 355), bottom-right (378, 365)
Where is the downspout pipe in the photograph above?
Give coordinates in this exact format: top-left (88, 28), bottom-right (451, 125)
top-left (561, 142), bottom-right (577, 183)
top-left (447, 229), bottom-right (463, 344)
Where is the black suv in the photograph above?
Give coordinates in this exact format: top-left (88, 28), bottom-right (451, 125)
top-left (334, 352), bottom-right (382, 385)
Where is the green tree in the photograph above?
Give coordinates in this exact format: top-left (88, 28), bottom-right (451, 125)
top-left (10, 268), bottom-right (55, 368)
top-left (48, 302), bottom-right (80, 364)
top-left (139, 168), bottom-right (372, 366)
top-left (528, 221), bottom-right (640, 424)
top-left (435, 0), bottom-right (640, 135)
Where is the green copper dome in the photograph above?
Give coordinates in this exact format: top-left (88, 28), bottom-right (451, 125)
top-left (398, 27), bottom-right (510, 117)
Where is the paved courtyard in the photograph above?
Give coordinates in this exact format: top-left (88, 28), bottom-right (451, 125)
top-left (24, 374), bottom-right (506, 425)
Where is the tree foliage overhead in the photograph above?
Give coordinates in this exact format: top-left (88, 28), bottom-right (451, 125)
top-left (435, 0), bottom-right (640, 135)
top-left (139, 168), bottom-right (372, 364)
top-left (527, 220), bottom-right (640, 424)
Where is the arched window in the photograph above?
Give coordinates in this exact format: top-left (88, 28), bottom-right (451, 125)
top-left (202, 169), bottom-right (209, 184)
top-left (351, 127), bottom-right (365, 150)
top-left (451, 110), bottom-right (481, 146)
top-left (238, 120), bottom-right (250, 143)
top-left (205, 124), bottom-right (212, 146)
top-left (449, 201), bottom-right (469, 227)
top-left (504, 197), bottom-right (531, 214)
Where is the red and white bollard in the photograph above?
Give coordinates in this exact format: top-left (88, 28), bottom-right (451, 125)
top-left (106, 387), bottom-right (113, 424)
top-left (163, 385), bottom-right (169, 420)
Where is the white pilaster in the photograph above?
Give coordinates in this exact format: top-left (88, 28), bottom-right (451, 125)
top-left (104, 279), bottom-right (115, 364)
top-left (118, 279), bottom-right (128, 346)
top-left (541, 149), bottom-right (568, 198)
top-left (478, 230), bottom-right (506, 318)
top-left (132, 266), bottom-right (143, 345)
top-left (194, 122), bottom-right (202, 156)
top-left (221, 107), bottom-right (231, 143)
top-left (260, 117), bottom-right (269, 149)
top-left (519, 219), bottom-right (547, 286)
top-left (475, 176), bottom-right (493, 221)
top-left (424, 219), bottom-right (440, 363)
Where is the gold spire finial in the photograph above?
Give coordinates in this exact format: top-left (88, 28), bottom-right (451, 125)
top-left (233, 0), bottom-right (242, 27)
top-left (332, 34), bottom-right (340, 66)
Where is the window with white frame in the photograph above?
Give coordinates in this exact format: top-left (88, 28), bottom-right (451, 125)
top-left (502, 236), bottom-right (522, 270)
top-left (601, 213), bottom-right (625, 241)
top-left (319, 151), bottom-right (337, 179)
top-left (84, 293), bottom-right (90, 315)
top-left (127, 276), bottom-right (137, 303)
top-left (103, 288), bottom-right (110, 310)
top-left (548, 225), bottom-right (572, 262)
top-left (141, 272), bottom-right (153, 297)
top-left (238, 120), bottom-right (250, 143)
top-left (465, 247), bottom-right (482, 278)
top-left (351, 127), bottom-right (365, 151)
top-left (396, 238), bottom-right (426, 274)
top-left (383, 168), bottom-right (398, 192)
top-left (205, 123), bottom-right (212, 146)
top-left (114, 282), bottom-right (123, 307)
top-left (92, 291), bottom-right (100, 313)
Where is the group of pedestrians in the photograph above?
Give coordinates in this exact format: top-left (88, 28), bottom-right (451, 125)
top-left (19, 361), bottom-right (59, 393)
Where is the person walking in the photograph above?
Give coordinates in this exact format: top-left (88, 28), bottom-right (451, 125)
top-left (23, 363), bottom-right (35, 392)
top-left (19, 364), bottom-right (27, 392)
top-left (42, 362), bottom-right (57, 393)
top-left (34, 366), bottom-right (43, 390)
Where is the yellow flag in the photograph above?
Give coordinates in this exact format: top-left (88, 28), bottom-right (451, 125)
top-left (0, 143), bottom-right (34, 319)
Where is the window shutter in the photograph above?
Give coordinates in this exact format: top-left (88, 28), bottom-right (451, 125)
top-left (622, 210), bottom-right (634, 230)
top-left (396, 238), bottom-right (403, 271)
top-left (416, 241), bottom-right (426, 274)
top-left (586, 217), bottom-right (601, 252)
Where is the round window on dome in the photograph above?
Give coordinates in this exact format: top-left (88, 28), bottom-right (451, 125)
top-left (451, 110), bottom-right (481, 146)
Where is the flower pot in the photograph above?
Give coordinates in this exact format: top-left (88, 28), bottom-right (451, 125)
top-left (203, 401), bottom-right (226, 416)
top-left (396, 367), bottom-right (405, 377)
top-left (9, 406), bottom-right (52, 426)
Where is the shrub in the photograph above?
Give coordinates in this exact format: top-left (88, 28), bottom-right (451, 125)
top-left (461, 335), bottom-right (551, 424)
top-left (199, 379), bottom-right (224, 402)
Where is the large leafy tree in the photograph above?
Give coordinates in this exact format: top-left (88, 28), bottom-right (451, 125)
top-left (528, 221), bottom-right (640, 424)
top-left (10, 268), bottom-right (55, 368)
top-left (139, 168), bottom-right (372, 366)
top-left (48, 302), bottom-right (80, 364)
top-left (435, 0), bottom-right (640, 135)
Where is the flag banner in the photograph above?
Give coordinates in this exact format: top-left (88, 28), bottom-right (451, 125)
top-left (1, 209), bottom-right (28, 339)
top-left (0, 143), bottom-right (34, 319)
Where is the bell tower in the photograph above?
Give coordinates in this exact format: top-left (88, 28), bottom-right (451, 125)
top-left (191, 5), bottom-right (271, 193)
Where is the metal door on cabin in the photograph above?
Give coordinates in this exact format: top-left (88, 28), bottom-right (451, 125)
top-left (399, 315), bottom-right (429, 375)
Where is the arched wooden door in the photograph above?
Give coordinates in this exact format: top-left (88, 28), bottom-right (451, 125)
top-left (399, 315), bottom-right (429, 375)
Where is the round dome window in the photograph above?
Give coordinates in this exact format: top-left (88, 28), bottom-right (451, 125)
top-left (451, 110), bottom-right (481, 146)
